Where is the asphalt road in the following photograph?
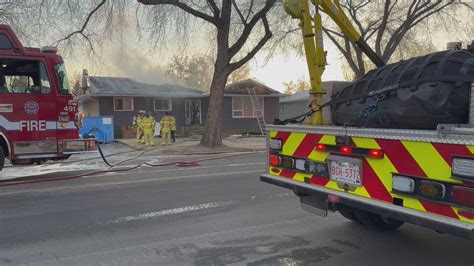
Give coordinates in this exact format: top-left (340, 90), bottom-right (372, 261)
top-left (0, 152), bottom-right (472, 266)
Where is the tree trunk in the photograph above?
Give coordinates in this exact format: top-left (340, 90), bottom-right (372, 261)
top-left (200, 9), bottom-right (231, 148)
top-left (200, 65), bottom-right (230, 147)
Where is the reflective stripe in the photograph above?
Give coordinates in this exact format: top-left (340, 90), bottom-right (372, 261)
top-left (0, 115), bottom-right (20, 130)
top-left (468, 146), bottom-right (474, 154)
top-left (281, 132), bottom-right (305, 156)
top-left (402, 141), bottom-right (452, 179)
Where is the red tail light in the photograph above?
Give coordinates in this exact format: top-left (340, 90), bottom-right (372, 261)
top-left (451, 186), bottom-right (474, 207)
top-left (339, 146), bottom-right (352, 154)
top-left (269, 154), bottom-right (281, 166)
top-left (369, 149), bottom-right (384, 158)
top-left (315, 144), bottom-right (326, 151)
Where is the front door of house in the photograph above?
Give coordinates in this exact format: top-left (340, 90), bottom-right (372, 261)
top-left (184, 99), bottom-right (201, 125)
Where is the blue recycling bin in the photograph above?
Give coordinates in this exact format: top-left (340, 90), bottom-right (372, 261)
top-left (80, 116), bottom-right (114, 143)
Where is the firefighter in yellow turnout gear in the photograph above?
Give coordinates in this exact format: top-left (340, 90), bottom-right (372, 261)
top-left (141, 113), bottom-right (155, 146)
top-left (133, 110), bottom-right (146, 143)
top-left (160, 112), bottom-right (175, 145)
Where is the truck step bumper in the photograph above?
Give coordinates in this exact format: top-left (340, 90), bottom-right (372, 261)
top-left (61, 139), bottom-right (97, 154)
top-left (261, 174), bottom-right (474, 239)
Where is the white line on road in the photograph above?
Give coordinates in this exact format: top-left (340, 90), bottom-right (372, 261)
top-left (99, 200), bottom-right (239, 225)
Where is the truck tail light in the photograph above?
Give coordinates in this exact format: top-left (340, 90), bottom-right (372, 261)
top-left (281, 157), bottom-right (295, 169)
top-left (315, 144), bottom-right (326, 151)
top-left (419, 181), bottom-right (445, 199)
top-left (451, 186), bottom-right (474, 207)
top-left (269, 154), bottom-right (280, 166)
top-left (452, 157), bottom-right (474, 180)
top-left (392, 175), bottom-right (415, 193)
top-left (369, 149), bottom-right (384, 158)
top-left (270, 138), bottom-right (282, 151)
top-left (339, 146), bottom-right (352, 154)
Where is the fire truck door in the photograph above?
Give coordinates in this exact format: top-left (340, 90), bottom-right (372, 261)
top-left (1, 59), bottom-right (59, 157)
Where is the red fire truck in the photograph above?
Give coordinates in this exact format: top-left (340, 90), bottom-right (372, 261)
top-left (0, 24), bottom-right (94, 170)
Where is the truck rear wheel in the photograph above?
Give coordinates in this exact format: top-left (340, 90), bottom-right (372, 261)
top-left (352, 208), bottom-right (404, 230)
top-left (338, 208), bottom-right (358, 221)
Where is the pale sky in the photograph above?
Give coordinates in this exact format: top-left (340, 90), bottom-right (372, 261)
top-left (65, 38), bottom-right (346, 93)
top-left (251, 48), bottom-right (344, 92)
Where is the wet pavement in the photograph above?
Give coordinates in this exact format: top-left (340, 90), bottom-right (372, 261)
top-left (0, 152), bottom-right (472, 265)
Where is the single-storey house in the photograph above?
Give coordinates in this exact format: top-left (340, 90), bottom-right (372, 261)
top-left (280, 81), bottom-right (352, 122)
top-left (77, 77), bottom-right (283, 138)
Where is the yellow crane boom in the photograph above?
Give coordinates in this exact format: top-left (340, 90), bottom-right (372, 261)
top-left (284, 0), bottom-right (385, 125)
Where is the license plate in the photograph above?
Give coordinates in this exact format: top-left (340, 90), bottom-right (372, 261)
top-left (328, 155), bottom-right (362, 186)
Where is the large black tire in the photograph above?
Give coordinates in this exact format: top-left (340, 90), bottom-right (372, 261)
top-left (0, 148), bottom-right (5, 171)
top-left (338, 208), bottom-right (358, 222)
top-left (351, 208), bottom-right (404, 230)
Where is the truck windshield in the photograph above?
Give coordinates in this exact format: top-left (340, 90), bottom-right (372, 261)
top-left (54, 62), bottom-right (72, 95)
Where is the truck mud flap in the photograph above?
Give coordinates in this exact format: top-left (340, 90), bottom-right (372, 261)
top-left (300, 193), bottom-right (328, 217)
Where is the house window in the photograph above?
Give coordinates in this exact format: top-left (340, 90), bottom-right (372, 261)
top-left (154, 98), bottom-right (172, 111)
top-left (232, 96), bottom-right (264, 118)
top-left (113, 97), bottom-right (134, 111)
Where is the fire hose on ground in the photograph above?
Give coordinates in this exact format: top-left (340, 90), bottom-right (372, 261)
top-left (0, 141), bottom-right (262, 187)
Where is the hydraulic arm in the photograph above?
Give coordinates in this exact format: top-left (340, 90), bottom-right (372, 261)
top-left (284, 0), bottom-right (385, 125)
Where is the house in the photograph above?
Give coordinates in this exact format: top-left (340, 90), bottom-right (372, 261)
top-left (77, 77), bottom-right (283, 138)
top-left (218, 79), bottom-right (284, 133)
top-left (280, 81), bottom-right (352, 122)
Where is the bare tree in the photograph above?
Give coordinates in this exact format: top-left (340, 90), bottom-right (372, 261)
top-left (137, 0), bottom-right (277, 147)
top-left (166, 54), bottom-right (251, 92)
top-left (323, 0), bottom-right (472, 79)
top-left (283, 78), bottom-right (310, 95)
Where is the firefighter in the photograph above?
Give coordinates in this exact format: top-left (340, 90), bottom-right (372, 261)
top-left (141, 113), bottom-right (155, 146)
top-left (133, 110), bottom-right (146, 143)
top-left (160, 112), bottom-right (172, 145)
top-left (169, 112), bottom-right (176, 143)
top-left (148, 111), bottom-right (156, 134)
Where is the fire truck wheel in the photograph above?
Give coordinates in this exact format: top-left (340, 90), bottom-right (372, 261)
top-left (351, 208), bottom-right (403, 230)
top-left (0, 148), bottom-right (4, 171)
top-left (338, 208), bottom-right (358, 222)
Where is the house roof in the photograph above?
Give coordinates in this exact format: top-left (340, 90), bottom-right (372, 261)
top-left (280, 81), bottom-right (352, 103)
top-left (223, 79), bottom-right (284, 97)
top-left (83, 76), bottom-right (206, 98)
top-left (280, 91), bottom-right (309, 103)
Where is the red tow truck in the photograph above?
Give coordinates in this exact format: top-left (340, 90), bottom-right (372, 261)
top-left (0, 25), bottom-right (95, 170)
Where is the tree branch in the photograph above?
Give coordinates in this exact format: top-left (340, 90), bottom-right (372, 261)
top-left (383, 0), bottom-right (452, 60)
top-left (138, 0), bottom-right (217, 24)
top-left (375, 0), bottom-right (391, 55)
top-left (228, 0), bottom-right (276, 57)
top-left (384, 1), bottom-right (454, 60)
top-left (232, 0), bottom-right (247, 25)
top-left (229, 16), bottom-right (272, 70)
top-left (323, 27), bottom-right (360, 77)
top-left (207, 0), bottom-right (220, 17)
top-left (53, 0), bottom-right (106, 47)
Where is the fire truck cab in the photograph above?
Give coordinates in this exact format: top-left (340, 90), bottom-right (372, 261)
top-left (0, 25), bottom-right (94, 170)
